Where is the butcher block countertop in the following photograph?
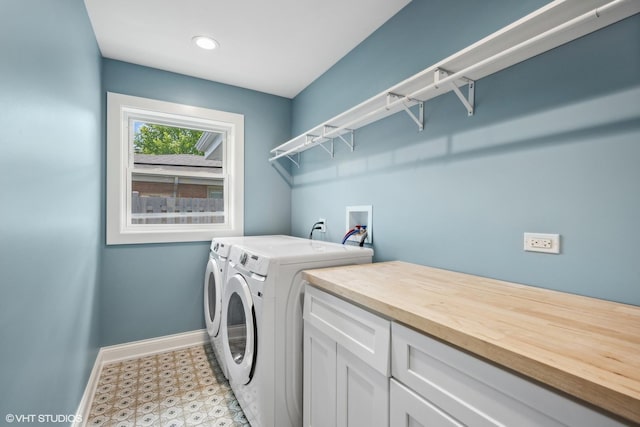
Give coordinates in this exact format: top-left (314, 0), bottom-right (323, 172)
top-left (302, 261), bottom-right (640, 424)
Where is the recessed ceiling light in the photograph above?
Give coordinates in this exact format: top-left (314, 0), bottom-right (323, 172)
top-left (192, 35), bottom-right (219, 50)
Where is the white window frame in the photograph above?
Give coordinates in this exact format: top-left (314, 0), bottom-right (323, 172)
top-left (106, 92), bottom-right (244, 244)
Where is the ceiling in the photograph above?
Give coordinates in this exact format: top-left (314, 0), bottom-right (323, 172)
top-left (84, 0), bottom-right (411, 99)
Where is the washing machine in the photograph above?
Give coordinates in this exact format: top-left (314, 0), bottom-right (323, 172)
top-left (204, 235), bottom-right (300, 379)
top-left (221, 239), bottom-right (373, 427)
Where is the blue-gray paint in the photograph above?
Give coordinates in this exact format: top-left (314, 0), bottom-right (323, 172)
top-left (289, 1), bottom-right (640, 305)
top-left (1, 0), bottom-right (638, 417)
top-left (0, 0), bottom-right (102, 419)
top-left (292, 0), bottom-right (552, 135)
top-left (100, 60), bottom-right (292, 345)
top-left (100, 242), bottom-right (208, 345)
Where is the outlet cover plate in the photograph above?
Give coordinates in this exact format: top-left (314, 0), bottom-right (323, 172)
top-left (524, 233), bottom-right (560, 254)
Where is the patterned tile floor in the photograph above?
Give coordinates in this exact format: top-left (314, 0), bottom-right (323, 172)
top-left (86, 344), bottom-right (249, 427)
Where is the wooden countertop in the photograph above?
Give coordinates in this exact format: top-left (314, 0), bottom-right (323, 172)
top-left (302, 261), bottom-right (640, 424)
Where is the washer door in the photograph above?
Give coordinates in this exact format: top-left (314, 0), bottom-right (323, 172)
top-left (204, 258), bottom-right (223, 338)
top-left (224, 273), bottom-right (257, 385)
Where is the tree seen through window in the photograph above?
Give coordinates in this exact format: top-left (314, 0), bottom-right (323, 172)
top-left (134, 123), bottom-right (204, 156)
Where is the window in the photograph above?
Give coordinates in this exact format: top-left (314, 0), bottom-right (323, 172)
top-left (107, 92), bottom-right (244, 244)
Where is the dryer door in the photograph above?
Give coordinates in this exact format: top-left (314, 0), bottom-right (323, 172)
top-left (224, 273), bottom-right (257, 385)
top-left (204, 258), bottom-right (223, 338)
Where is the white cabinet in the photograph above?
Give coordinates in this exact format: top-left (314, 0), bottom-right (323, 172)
top-left (391, 322), bottom-right (626, 427)
top-left (336, 346), bottom-right (389, 427)
top-left (304, 323), bottom-right (336, 427)
top-left (390, 379), bottom-right (464, 427)
top-left (303, 286), bottom-right (627, 426)
top-left (303, 285), bottom-right (390, 427)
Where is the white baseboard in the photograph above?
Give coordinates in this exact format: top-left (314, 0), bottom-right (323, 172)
top-left (73, 349), bottom-right (103, 427)
top-left (74, 329), bottom-right (208, 426)
top-left (100, 329), bottom-right (209, 364)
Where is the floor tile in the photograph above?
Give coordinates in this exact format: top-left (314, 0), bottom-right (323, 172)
top-left (86, 344), bottom-right (249, 427)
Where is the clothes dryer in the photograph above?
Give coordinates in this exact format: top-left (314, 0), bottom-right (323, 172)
top-left (221, 239), bottom-right (373, 427)
top-left (204, 235), bottom-right (300, 379)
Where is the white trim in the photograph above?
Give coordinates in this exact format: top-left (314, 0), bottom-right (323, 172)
top-left (99, 329), bottom-right (209, 364)
top-left (106, 92), bottom-right (244, 245)
top-left (73, 351), bottom-right (103, 427)
top-left (74, 329), bottom-right (208, 426)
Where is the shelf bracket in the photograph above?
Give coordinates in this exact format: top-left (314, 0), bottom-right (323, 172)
top-left (339, 131), bottom-right (355, 152)
top-left (387, 92), bottom-right (424, 131)
top-left (308, 134), bottom-right (334, 158)
top-left (325, 126), bottom-right (355, 152)
top-left (434, 69), bottom-right (475, 116)
top-left (285, 152), bottom-right (300, 168)
top-left (401, 101), bottom-right (424, 131)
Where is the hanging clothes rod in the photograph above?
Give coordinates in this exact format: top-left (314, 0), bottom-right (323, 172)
top-left (404, 0), bottom-right (638, 102)
top-left (269, 0), bottom-right (640, 165)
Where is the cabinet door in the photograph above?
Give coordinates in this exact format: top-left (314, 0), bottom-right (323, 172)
top-left (390, 379), bottom-right (462, 427)
top-left (304, 322), bottom-right (336, 427)
top-left (392, 322), bottom-right (626, 427)
top-left (336, 345), bottom-right (389, 427)
top-left (304, 285), bottom-right (390, 376)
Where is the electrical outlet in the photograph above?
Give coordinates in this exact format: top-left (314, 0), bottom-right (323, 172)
top-left (524, 233), bottom-right (560, 254)
top-left (318, 218), bottom-right (326, 233)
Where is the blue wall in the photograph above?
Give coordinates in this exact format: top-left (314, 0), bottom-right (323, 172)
top-left (0, 0), bottom-right (102, 419)
top-left (1, 1), bottom-right (638, 418)
top-left (101, 60), bottom-right (292, 345)
top-left (289, 1), bottom-right (640, 305)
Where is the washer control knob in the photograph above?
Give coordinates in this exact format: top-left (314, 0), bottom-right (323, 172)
top-left (240, 252), bottom-right (248, 265)
top-left (213, 243), bottom-right (219, 251)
